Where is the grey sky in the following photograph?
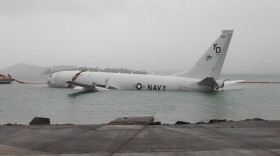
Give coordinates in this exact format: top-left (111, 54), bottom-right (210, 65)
top-left (0, 0), bottom-right (279, 74)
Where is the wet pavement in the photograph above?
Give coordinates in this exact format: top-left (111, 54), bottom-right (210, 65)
top-left (0, 120), bottom-right (280, 155)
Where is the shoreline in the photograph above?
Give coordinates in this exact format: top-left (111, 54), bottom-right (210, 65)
top-left (1, 117), bottom-right (268, 126)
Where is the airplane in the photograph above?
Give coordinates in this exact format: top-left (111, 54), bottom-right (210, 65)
top-left (47, 30), bottom-right (243, 92)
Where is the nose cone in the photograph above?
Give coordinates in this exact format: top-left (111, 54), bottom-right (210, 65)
top-left (47, 73), bottom-right (56, 87)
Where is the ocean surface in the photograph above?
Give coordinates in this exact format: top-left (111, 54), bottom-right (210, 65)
top-left (0, 74), bottom-right (280, 125)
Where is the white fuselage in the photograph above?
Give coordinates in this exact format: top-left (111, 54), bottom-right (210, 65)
top-left (47, 71), bottom-right (211, 91)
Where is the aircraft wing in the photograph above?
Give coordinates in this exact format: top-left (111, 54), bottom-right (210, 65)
top-left (95, 86), bottom-right (110, 91)
top-left (67, 81), bottom-right (99, 91)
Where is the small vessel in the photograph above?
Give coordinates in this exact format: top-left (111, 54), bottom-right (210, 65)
top-left (0, 74), bottom-right (14, 84)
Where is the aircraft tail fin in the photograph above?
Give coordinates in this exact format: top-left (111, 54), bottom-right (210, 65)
top-left (173, 30), bottom-right (233, 80)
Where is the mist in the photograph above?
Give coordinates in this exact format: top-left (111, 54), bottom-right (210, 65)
top-left (0, 0), bottom-right (279, 74)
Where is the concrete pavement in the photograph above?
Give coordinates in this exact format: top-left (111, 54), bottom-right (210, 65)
top-left (0, 120), bottom-right (280, 155)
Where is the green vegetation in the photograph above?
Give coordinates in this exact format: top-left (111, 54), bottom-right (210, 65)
top-left (42, 67), bottom-right (147, 75)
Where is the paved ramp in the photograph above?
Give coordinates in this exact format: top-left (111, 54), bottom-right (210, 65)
top-left (0, 121), bottom-right (280, 155)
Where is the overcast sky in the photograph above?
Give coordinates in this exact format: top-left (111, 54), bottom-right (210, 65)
top-left (0, 0), bottom-right (279, 74)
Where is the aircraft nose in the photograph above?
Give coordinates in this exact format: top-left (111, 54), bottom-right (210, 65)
top-left (47, 73), bottom-right (56, 87)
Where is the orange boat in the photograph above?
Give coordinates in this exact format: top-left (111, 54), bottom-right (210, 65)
top-left (0, 74), bottom-right (14, 84)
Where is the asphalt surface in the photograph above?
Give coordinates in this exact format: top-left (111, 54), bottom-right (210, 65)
top-left (0, 120), bottom-right (280, 155)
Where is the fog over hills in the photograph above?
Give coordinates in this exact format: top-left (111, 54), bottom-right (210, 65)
top-left (0, 63), bottom-right (148, 75)
top-left (0, 63), bottom-right (76, 75)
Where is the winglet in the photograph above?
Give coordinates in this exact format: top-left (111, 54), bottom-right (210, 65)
top-left (222, 30), bottom-right (233, 33)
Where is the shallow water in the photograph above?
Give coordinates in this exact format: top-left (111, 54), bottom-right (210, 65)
top-left (0, 74), bottom-right (279, 124)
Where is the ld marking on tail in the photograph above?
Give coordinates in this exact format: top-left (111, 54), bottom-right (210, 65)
top-left (213, 43), bottom-right (221, 54)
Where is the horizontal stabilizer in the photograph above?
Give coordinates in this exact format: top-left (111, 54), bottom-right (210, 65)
top-left (198, 77), bottom-right (219, 88)
top-left (67, 81), bottom-right (98, 91)
top-left (224, 80), bottom-right (245, 85)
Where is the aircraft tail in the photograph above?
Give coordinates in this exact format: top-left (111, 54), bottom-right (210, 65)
top-left (173, 30), bottom-right (233, 80)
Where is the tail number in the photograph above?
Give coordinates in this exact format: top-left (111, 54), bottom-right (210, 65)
top-left (213, 43), bottom-right (221, 54)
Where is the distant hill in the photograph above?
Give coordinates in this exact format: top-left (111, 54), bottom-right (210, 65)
top-left (0, 63), bottom-right (76, 75)
top-left (0, 63), bottom-right (148, 75)
top-left (77, 67), bottom-right (147, 74)
top-left (0, 63), bottom-right (45, 75)
top-left (43, 65), bottom-right (77, 75)
top-left (42, 67), bottom-right (148, 75)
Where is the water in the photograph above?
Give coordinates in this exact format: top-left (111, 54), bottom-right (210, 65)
top-left (0, 74), bottom-right (280, 125)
